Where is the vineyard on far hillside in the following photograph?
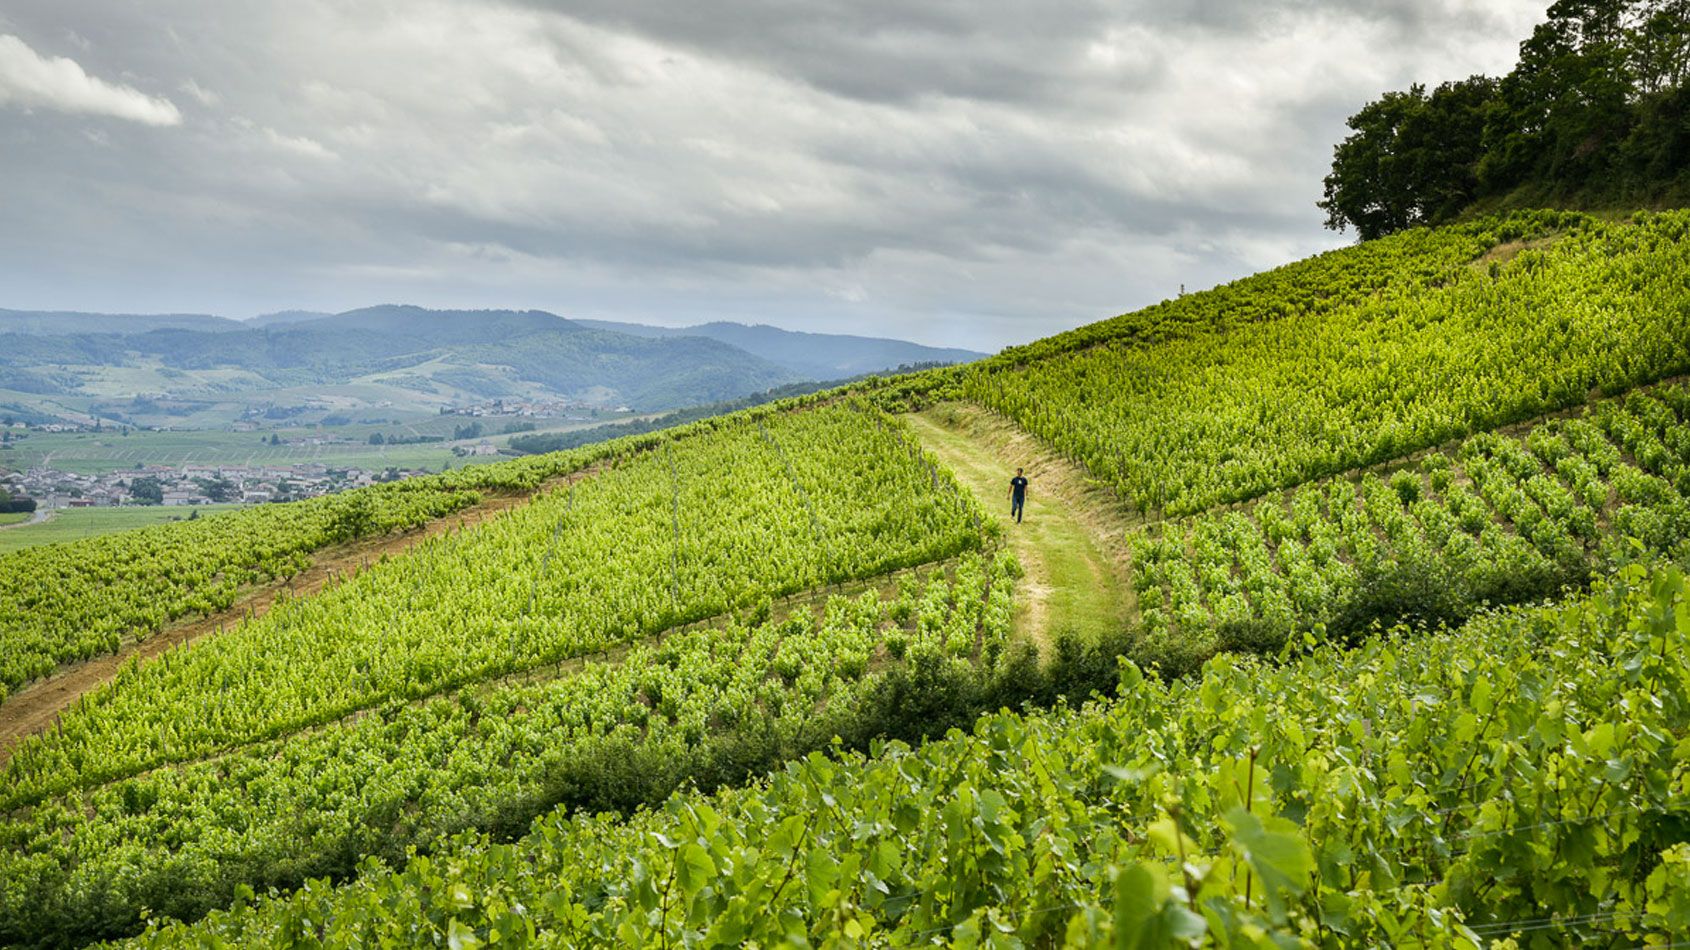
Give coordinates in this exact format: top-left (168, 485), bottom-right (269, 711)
top-left (957, 210), bottom-right (1690, 516)
top-left (121, 561), bottom-right (1690, 947)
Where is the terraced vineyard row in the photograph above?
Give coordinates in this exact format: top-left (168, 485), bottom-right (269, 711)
top-left (959, 210), bottom-right (1690, 516)
top-left (0, 552), bottom-right (1028, 945)
top-left (0, 402), bottom-right (833, 707)
top-left (0, 481), bottom-right (483, 703)
top-left (120, 559), bottom-right (1690, 947)
top-left (1129, 384), bottom-right (1690, 672)
top-left (0, 404), bottom-right (984, 810)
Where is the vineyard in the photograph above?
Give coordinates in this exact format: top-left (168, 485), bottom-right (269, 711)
top-left (0, 405), bottom-right (983, 809)
top-left (2, 209), bottom-right (1689, 948)
top-left (959, 210), bottom-right (1690, 516)
top-left (0, 552), bottom-right (1037, 943)
top-left (119, 562), bottom-right (1690, 947)
top-left (0, 401), bottom-right (826, 707)
top-left (1129, 382), bottom-right (1690, 673)
top-left (0, 482), bottom-right (481, 703)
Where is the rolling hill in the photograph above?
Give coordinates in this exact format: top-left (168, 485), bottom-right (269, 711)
top-left (0, 307), bottom-right (986, 426)
top-left (3, 209), bottom-right (1690, 947)
top-left (0, 306), bottom-right (801, 416)
top-left (573, 318), bottom-right (989, 380)
top-left (0, 309), bottom-right (242, 335)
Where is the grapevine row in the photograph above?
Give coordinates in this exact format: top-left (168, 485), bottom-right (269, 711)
top-left (0, 481), bottom-right (481, 703)
top-left (0, 405), bottom-right (986, 808)
top-left (0, 552), bottom-right (1024, 946)
top-left (119, 559), bottom-right (1690, 946)
top-left (1129, 382), bottom-right (1690, 673)
top-left (962, 210), bottom-right (1690, 516)
top-left (0, 394), bottom-right (852, 706)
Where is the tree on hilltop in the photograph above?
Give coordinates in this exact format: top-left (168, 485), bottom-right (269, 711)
top-left (1322, 0), bottom-right (1690, 238)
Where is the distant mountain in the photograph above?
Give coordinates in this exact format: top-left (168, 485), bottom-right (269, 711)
top-left (571, 319), bottom-right (988, 379)
top-left (247, 310), bottom-right (333, 328)
top-left (0, 309), bottom-right (242, 335)
top-left (0, 306), bottom-right (801, 413)
top-left (291, 305), bottom-right (576, 344)
top-left (0, 306), bottom-right (986, 426)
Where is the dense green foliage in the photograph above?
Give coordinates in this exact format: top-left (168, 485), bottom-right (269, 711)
top-left (1321, 0), bottom-right (1690, 238)
top-left (956, 214), bottom-right (1511, 377)
top-left (5, 211), bottom-right (1689, 948)
top-left (0, 397), bottom-right (869, 706)
top-left (0, 483), bottom-right (481, 705)
top-left (1131, 382), bottom-right (1690, 672)
top-left (1, 552), bottom-right (1095, 948)
top-left (123, 561), bottom-right (1690, 947)
top-left (0, 406), bottom-right (981, 810)
top-left (964, 211), bottom-right (1690, 516)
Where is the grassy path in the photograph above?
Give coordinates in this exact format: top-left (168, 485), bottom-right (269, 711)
top-left (906, 403), bottom-right (1133, 653)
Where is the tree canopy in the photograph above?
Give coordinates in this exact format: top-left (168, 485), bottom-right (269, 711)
top-left (1322, 0), bottom-right (1689, 238)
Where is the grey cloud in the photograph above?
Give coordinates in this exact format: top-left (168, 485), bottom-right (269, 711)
top-left (0, 0), bottom-right (1545, 349)
top-left (507, 0), bottom-right (1531, 106)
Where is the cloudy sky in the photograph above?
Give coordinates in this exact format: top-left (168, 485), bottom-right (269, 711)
top-left (0, 0), bottom-right (1543, 350)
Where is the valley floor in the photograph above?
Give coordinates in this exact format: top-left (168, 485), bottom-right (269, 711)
top-left (0, 505), bottom-right (239, 555)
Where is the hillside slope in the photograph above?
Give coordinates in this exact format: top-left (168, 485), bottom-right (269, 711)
top-left (5, 210), bottom-right (1690, 948)
top-left (122, 562), bottom-right (1690, 947)
top-left (0, 310), bottom-right (242, 335)
top-left (934, 210), bottom-right (1690, 516)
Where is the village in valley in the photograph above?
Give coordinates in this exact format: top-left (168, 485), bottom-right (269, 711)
top-left (3, 457), bottom-right (426, 511)
top-left (0, 412), bottom-right (534, 516)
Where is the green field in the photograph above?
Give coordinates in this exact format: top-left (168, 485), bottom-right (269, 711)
top-left (0, 358), bottom-right (550, 432)
top-left (0, 415), bottom-right (626, 476)
top-left (0, 512), bottom-right (28, 527)
top-left (5, 210), bottom-right (1690, 948)
top-left (0, 505), bottom-right (250, 555)
top-left (0, 429), bottom-right (459, 475)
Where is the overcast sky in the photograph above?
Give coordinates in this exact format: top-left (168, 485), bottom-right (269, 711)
top-left (0, 0), bottom-right (1543, 350)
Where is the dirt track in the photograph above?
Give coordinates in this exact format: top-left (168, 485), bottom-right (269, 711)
top-left (0, 509), bottom-right (51, 532)
top-left (0, 482), bottom-right (568, 763)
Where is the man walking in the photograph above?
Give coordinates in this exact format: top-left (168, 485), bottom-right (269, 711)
top-left (1009, 467), bottom-right (1029, 524)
